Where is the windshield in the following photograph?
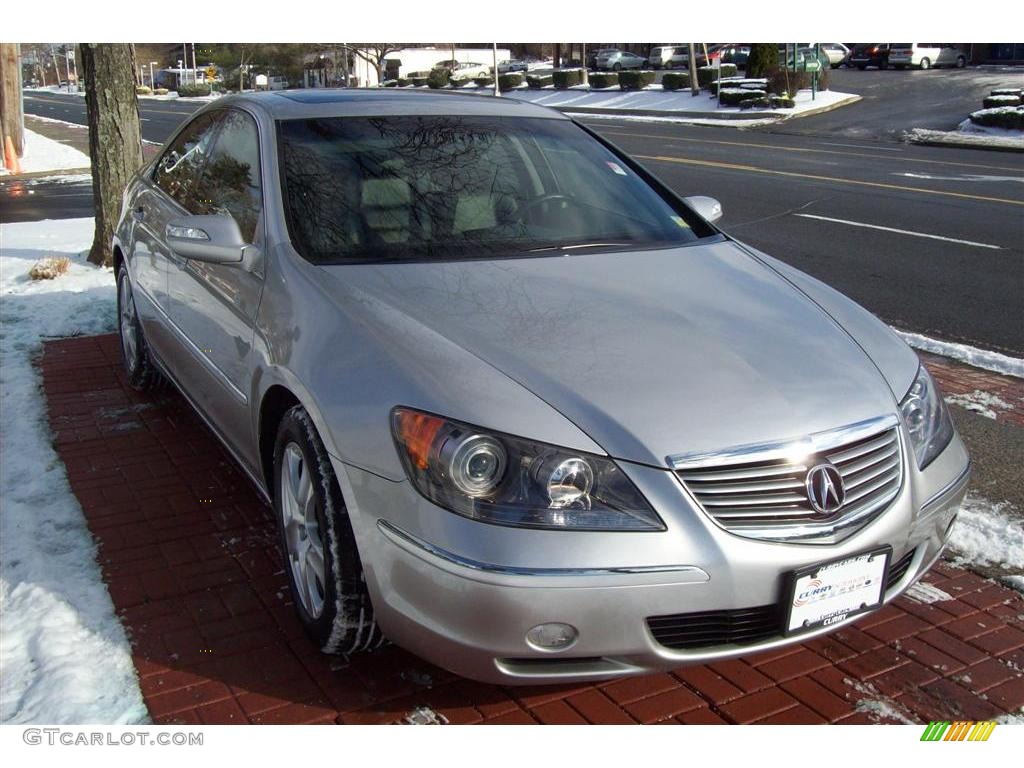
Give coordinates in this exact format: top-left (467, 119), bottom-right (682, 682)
top-left (278, 115), bottom-right (708, 264)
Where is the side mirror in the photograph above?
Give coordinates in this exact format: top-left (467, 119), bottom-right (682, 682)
top-left (166, 215), bottom-right (246, 264)
top-left (684, 195), bottom-right (724, 224)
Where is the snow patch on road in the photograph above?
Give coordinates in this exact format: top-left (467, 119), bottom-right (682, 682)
top-left (0, 128), bottom-right (90, 176)
top-left (947, 494), bottom-right (1024, 572)
top-left (944, 389), bottom-right (1018, 420)
top-left (905, 126), bottom-right (1023, 151)
top-left (0, 217), bottom-right (147, 724)
top-left (894, 330), bottom-right (1024, 379)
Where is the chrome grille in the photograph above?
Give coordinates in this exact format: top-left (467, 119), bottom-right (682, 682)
top-left (673, 416), bottom-right (903, 544)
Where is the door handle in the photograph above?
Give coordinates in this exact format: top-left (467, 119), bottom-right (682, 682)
top-left (132, 206), bottom-right (145, 222)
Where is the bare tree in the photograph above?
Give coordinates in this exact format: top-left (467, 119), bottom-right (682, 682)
top-left (351, 44), bottom-right (402, 83)
top-left (80, 44), bottom-right (144, 267)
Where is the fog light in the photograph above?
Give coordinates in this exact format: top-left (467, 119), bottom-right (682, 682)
top-left (525, 622), bottom-right (578, 652)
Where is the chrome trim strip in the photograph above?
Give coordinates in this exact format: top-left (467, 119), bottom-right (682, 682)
top-left (921, 461), bottom-right (971, 516)
top-left (376, 520), bottom-right (705, 578)
top-left (133, 281), bottom-right (248, 405)
top-left (668, 414), bottom-right (900, 470)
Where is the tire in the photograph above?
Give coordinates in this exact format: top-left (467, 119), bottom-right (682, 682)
top-left (856, 64), bottom-right (866, 70)
top-left (116, 264), bottom-right (162, 391)
top-left (956, 56), bottom-right (966, 68)
top-left (273, 405), bottom-right (384, 655)
top-left (612, 62), bottom-right (621, 71)
top-left (919, 58), bottom-right (931, 70)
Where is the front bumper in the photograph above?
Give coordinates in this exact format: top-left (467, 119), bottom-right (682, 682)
top-left (333, 432), bottom-right (969, 685)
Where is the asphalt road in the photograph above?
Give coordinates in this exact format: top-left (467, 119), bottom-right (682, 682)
top-left (10, 83), bottom-right (1024, 357)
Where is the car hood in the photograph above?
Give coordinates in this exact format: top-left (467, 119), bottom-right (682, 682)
top-left (318, 240), bottom-right (901, 468)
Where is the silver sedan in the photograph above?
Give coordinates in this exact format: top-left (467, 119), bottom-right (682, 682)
top-left (112, 90), bottom-right (969, 684)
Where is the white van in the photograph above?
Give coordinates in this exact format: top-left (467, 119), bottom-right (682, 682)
top-left (888, 44), bottom-right (966, 70)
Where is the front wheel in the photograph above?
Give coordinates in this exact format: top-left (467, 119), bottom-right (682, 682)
top-left (116, 264), bottom-right (162, 391)
top-left (273, 405), bottom-right (384, 654)
top-left (956, 56), bottom-right (966, 68)
top-left (919, 58), bottom-right (931, 70)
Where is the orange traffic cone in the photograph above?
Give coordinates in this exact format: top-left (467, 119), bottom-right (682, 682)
top-left (4, 135), bottom-right (22, 174)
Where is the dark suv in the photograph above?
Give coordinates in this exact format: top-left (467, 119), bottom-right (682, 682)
top-left (849, 43), bottom-right (891, 70)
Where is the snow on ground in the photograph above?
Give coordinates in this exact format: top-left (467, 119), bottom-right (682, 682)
top-left (470, 85), bottom-right (857, 120)
top-left (947, 494), bottom-right (1024, 573)
top-left (944, 389), bottom-right (1018, 420)
top-left (904, 581), bottom-right (955, 604)
top-left (0, 217), bottom-right (147, 724)
top-left (894, 330), bottom-right (1024, 379)
top-left (905, 126), bottom-right (1023, 151)
top-left (562, 111), bottom-right (779, 128)
top-left (0, 128), bottom-right (90, 176)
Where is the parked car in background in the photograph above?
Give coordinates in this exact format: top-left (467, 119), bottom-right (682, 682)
top-left (849, 43), bottom-right (891, 69)
top-left (113, 89), bottom-right (970, 686)
top-left (649, 45), bottom-right (681, 69)
top-left (497, 59), bottom-right (528, 74)
top-left (587, 48), bottom-right (616, 69)
top-left (450, 61), bottom-right (491, 79)
top-left (712, 44), bottom-right (752, 68)
top-left (819, 43), bottom-right (851, 67)
top-left (889, 44), bottom-right (966, 69)
top-left (667, 47), bottom-right (708, 69)
top-left (596, 49), bottom-right (648, 71)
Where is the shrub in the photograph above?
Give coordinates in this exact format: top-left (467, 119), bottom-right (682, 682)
top-left (474, 76), bottom-right (494, 87)
top-left (983, 94), bottom-right (1022, 108)
top-left (708, 78), bottom-right (767, 95)
top-left (154, 87), bottom-right (169, 96)
top-left (135, 85), bottom-right (152, 95)
top-left (526, 74), bottom-right (553, 88)
top-left (745, 44), bottom-right (777, 77)
top-left (771, 95), bottom-right (796, 108)
top-left (552, 69), bottom-right (584, 89)
top-left (739, 97), bottom-right (771, 110)
top-left (177, 84), bottom-right (211, 97)
top-left (618, 70), bottom-right (656, 90)
top-left (697, 63), bottom-right (738, 87)
top-left (990, 88), bottom-right (1023, 97)
top-left (720, 88), bottom-right (766, 106)
top-left (28, 256), bottom-right (70, 281)
top-left (397, 77), bottom-right (413, 87)
top-left (382, 79), bottom-right (398, 87)
top-left (427, 68), bottom-right (451, 89)
top-left (409, 76), bottom-right (428, 87)
top-left (969, 106), bottom-right (1024, 130)
top-left (498, 73), bottom-right (524, 89)
top-left (661, 72), bottom-right (691, 90)
top-left (588, 72), bottom-right (619, 89)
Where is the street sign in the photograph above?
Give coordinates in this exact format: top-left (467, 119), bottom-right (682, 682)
top-left (803, 59), bottom-right (821, 72)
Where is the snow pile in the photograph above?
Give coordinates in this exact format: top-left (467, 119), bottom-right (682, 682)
top-left (0, 129), bottom-right (90, 176)
top-left (0, 217), bottom-right (147, 724)
top-left (947, 494), bottom-right (1024, 572)
top-left (944, 389), bottom-right (1018, 420)
top-left (905, 126), bottom-right (1024, 150)
top-left (904, 581), bottom-right (954, 604)
top-left (894, 329), bottom-right (1024, 378)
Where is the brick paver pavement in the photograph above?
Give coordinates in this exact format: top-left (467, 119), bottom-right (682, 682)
top-left (40, 334), bottom-right (1024, 725)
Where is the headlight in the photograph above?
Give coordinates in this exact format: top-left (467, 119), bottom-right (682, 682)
top-left (391, 407), bottom-right (664, 531)
top-left (899, 365), bottom-right (954, 470)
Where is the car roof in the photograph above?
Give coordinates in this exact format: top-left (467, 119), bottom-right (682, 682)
top-left (218, 88), bottom-right (570, 121)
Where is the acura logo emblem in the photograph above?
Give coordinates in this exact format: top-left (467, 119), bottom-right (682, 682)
top-left (805, 463), bottom-right (846, 515)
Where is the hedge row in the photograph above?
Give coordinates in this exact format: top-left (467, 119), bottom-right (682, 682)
top-left (552, 69), bottom-right (584, 88)
top-left (697, 63), bottom-right (738, 87)
top-left (526, 74), bottom-right (553, 88)
top-left (589, 72), bottom-right (618, 88)
top-left (982, 94), bottom-right (1022, 109)
top-left (969, 106), bottom-right (1024, 130)
top-left (427, 68), bottom-right (450, 89)
top-left (618, 70), bottom-right (656, 90)
top-left (498, 73), bottom-right (524, 89)
top-left (661, 72), bottom-right (691, 90)
top-left (990, 88), bottom-right (1023, 97)
top-left (474, 76), bottom-right (494, 86)
top-left (719, 88), bottom-right (767, 106)
top-left (176, 84), bottom-right (212, 97)
top-left (738, 94), bottom-right (796, 110)
top-left (708, 78), bottom-right (767, 96)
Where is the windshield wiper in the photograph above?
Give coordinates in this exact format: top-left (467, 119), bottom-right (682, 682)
top-left (527, 241), bottom-right (632, 253)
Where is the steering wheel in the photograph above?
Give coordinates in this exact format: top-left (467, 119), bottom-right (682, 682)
top-left (513, 194), bottom-right (580, 223)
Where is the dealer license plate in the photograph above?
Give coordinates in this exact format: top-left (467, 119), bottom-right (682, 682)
top-left (784, 547), bottom-right (891, 634)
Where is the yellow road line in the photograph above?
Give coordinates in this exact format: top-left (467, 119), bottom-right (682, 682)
top-left (604, 129), bottom-right (1024, 174)
top-left (634, 154), bottom-right (1024, 206)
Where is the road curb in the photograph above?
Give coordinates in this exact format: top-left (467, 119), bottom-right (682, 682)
top-left (0, 166), bottom-right (91, 180)
top-left (905, 134), bottom-right (1024, 153)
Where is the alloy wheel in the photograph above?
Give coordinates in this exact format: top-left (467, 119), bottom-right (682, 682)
top-left (118, 274), bottom-right (138, 370)
top-left (280, 442), bottom-right (327, 618)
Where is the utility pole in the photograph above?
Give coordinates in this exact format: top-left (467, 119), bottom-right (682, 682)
top-left (493, 43), bottom-right (499, 97)
top-left (688, 42), bottom-right (699, 96)
top-left (0, 43), bottom-right (25, 162)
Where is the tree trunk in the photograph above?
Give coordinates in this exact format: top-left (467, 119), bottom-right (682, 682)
top-left (0, 43), bottom-right (25, 157)
top-left (80, 43), bottom-right (144, 267)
